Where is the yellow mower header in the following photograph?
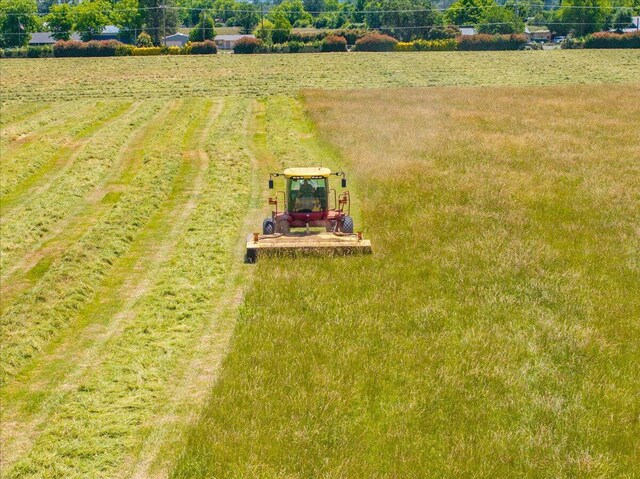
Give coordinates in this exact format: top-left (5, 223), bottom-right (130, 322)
top-left (283, 167), bottom-right (332, 179)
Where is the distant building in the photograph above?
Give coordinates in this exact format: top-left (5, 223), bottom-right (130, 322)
top-left (215, 34), bottom-right (255, 50)
top-left (29, 32), bottom-right (81, 45)
top-left (96, 25), bottom-right (120, 41)
top-left (163, 32), bottom-right (190, 47)
top-left (458, 27), bottom-right (477, 36)
top-left (622, 16), bottom-right (640, 33)
top-left (525, 26), bottom-right (551, 42)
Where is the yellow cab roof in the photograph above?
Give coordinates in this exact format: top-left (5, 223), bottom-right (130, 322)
top-left (284, 167), bottom-right (331, 179)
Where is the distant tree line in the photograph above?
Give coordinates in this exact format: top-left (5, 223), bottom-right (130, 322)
top-left (1, 0), bottom-right (639, 48)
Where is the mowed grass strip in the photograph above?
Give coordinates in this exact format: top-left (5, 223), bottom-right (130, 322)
top-left (0, 103), bottom-right (51, 146)
top-left (5, 98), bottom-right (254, 479)
top-left (0, 100), bottom-right (130, 200)
top-left (173, 84), bottom-right (639, 478)
top-left (0, 101), bottom-right (160, 278)
top-left (0, 99), bottom-right (198, 386)
top-left (1, 51), bottom-right (639, 102)
top-left (0, 101), bottom-right (167, 309)
top-left (0, 102), bottom-right (48, 126)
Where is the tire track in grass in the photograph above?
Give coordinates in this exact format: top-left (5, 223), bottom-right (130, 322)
top-left (0, 101), bottom-right (133, 212)
top-left (0, 102), bottom-right (48, 126)
top-left (0, 101), bottom-right (172, 310)
top-left (0, 99), bottom-right (192, 388)
top-left (0, 103), bottom-right (51, 145)
top-left (0, 98), bottom-right (218, 477)
top-left (129, 98), bottom-right (265, 479)
top-left (0, 100), bottom-right (101, 172)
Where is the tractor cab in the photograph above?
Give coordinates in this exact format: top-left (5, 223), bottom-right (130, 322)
top-left (263, 167), bottom-right (353, 235)
top-left (247, 166), bottom-right (371, 262)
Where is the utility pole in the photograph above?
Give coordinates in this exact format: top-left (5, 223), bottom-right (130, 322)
top-left (162, 0), bottom-right (166, 47)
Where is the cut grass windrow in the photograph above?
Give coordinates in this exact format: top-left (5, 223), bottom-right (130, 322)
top-left (0, 99), bottom-right (196, 387)
top-left (4, 97), bottom-right (254, 479)
top-left (0, 101), bottom-right (158, 278)
top-left (1, 102), bottom-right (48, 126)
top-left (0, 100), bottom-right (129, 199)
top-left (0, 103), bottom-right (50, 145)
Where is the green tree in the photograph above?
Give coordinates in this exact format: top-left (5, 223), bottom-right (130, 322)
top-left (271, 0), bottom-right (312, 25)
top-left (376, 0), bottom-right (443, 41)
top-left (236, 3), bottom-right (259, 33)
top-left (608, 7), bottom-right (634, 30)
top-left (75, 0), bottom-right (111, 41)
top-left (112, 0), bottom-right (144, 43)
top-left (189, 11), bottom-right (215, 41)
top-left (477, 5), bottom-right (524, 33)
top-left (254, 17), bottom-right (273, 43)
top-left (0, 0), bottom-right (39, 48)
top-left (269, 9), bottom-right (291, 43)
top-left (445, 0), bottom-right (496, 25)
top-left (140, 0), bottom-right (179, 45)
top-left (213, 0), bottom-right (238, 22)
top-left (556, 0), bottom-right (610, 36)
top-left (46, 2), bottom-right (74, 41)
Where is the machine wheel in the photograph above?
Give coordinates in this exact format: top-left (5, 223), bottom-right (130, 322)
top-left (276, 219), bottom-right (290, 234)
top-left (341, 216), bottom-right (354, 233)
top-left (262, 218), bottom-right (275, 235)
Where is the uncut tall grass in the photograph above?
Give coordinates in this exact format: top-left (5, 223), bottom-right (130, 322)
top-left (173, 84), bottom-right (640, 478)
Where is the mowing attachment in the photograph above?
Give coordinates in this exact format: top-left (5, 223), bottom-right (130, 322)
top-left (246, 167), bottom-right (372, 262)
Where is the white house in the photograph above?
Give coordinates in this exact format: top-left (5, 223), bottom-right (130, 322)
top-left (459, 26), bottom-right (477, 36)
top-left (622, 16), bottom-right (640, 33)
top-left (163, 32), bottom-right (190, 47)
top-left (214, 34), bottom-right (255, 50)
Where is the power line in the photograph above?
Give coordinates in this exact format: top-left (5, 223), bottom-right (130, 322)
top-left (2, 4), bottom-right (634, 17)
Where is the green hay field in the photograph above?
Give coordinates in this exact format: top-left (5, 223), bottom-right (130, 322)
top-left (1, 52), bottom-right (639, 478)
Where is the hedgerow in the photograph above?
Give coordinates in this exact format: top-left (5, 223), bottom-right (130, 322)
top-left (53, 40), bottom-right (122, 57)
top-left (396, 39), bottom-right (457, 51)
top-left (457, 34), bottom-right (527, 51)
top-left (584, 31), bottom-right (640, 49)
top-left (354, 33), bottom-right (398, 52)
top-left (321, 35), bottom-right (348, 52)
top-left (233, 37), bottom-right (263, 54)
top-left (132, 46), bottom-right (163, 56)
top-left (190, 40), bottom-right (218, 54)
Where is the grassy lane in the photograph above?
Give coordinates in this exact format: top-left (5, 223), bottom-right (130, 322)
top-left (0, 101), bottom-right (131, 202)
top-left (4, 97), bottom-right (254, 478)
top-left (0, 101), bottom-right (168, 310)
top-left (0, 99), bottom-right (194, 387)
top-left (1, 51), bottom-right (638, 102)
top-left (173, 84), bottom-right (639, 478)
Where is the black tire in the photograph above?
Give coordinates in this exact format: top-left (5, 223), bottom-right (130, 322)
top-left (341, 216), bottom-right (354, 233)
top-left (262, 218), bottom-right (275, 235)
top-left (276, 219), bottom-right (290, 234)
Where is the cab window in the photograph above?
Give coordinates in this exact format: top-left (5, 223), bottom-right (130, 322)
top-left (288, 178), bottom-right (327, 212)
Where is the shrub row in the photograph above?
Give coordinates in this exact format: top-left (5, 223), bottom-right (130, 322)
top-left (49, 40), bottom-right (216, 57)
top-left (321, 35), bottom-right (348, 52)
top-left (288, 29), bottom-right (368, 45)
top-left (396, 39), bottom-right (457, 51)
top-left (0, 45), bottom-right (53, 58)
top-left (457, 34), bottom-right (527, 51)
top-left (584, 31), bottom-right (640, 49)
top-left (354, 33), bottom-right (398, 52)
